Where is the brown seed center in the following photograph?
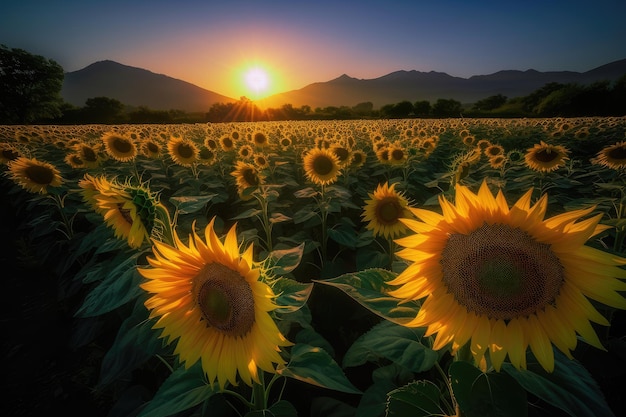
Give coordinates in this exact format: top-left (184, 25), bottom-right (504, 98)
top-left (440, 223), bottom-right (564, 320)
top-left (194, 263), bottom-right (255, 337)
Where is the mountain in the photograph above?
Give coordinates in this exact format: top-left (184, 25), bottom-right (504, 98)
top-left (261, 59), bottom-right (626, 109)
top-left (62, 59), bottom-right (626, 112)
top-left (61, 60), bottom-right (236, 112)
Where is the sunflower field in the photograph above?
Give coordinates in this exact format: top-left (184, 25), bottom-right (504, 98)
top-left (2, 116), bottom-right (626, 417)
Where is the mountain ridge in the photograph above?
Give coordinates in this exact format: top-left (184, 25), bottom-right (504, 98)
top-left (61, 60), bottom-right (237, 112)
top-left (61, 58), bottom-right (626, 111)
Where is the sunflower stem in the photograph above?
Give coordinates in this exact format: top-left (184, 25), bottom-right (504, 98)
top-left (252, 371), bottom-right (267, 410)
top-left (319, 184), bottom-right (329, 266)
top-left (388, 237), bottom-right (396, 271)
top-left (222, 389), bottom-right (254, 411)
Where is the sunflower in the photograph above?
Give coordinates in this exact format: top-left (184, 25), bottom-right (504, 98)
top-left (64, 152), bottom-right (85, 169)
top-left (139, 218), bottom-right (291, 389)
top-left (484, 144), bottom-right (505, 158)
top-left (231, 161), bottom-right (264, 198)
top-left (330, 144), bottom-right (352, 167)
top-left (475, 139), bottom-right (492, 153)
top-left (279, 136), bottom-right (292, 150)
top-left (253, 153), bottom-right (270, 170)
top-left (350, 149), bottom-right (367, 168)
top-left (524, 141), bottom-right (569, 172)
top-left (79, 174), bottom-right (156, 249)
top-left (387, 144), bottom-right (407, 165)
top-left (488, 155), bottom-right (507, 170)
top-left (74, 143), bottom-right (101, 168)
top-left (362, 182), bottom-right (413, 239)
top-left (167, 136), bottom-right (199, 167)
top-left (102, 132), bottom-right (138, 162)
top-left (389, 180), bottom-right (626, 373)
top-left (198, 147), bottom-right (217, 165)
top-left (251, 130), bottom-right (269, 148)
top-left (302, 147), bottom-right (341, 186)
top-left (462, 135), bottom-right (476, 147)
top-left (238, 144), bottom-right (254, 160)
top-left (0, 144), bottom-right (21, 164)
top-left (593, 141), bottom-right (626, 170)
top-left (141, 138), bottom-right (162, 159)
top-left (7, 156), bottom-right (64, 194)
top-left (204, 137), bottom-right (219, 151)
top-left (219, 135), bottom-right (236, 152)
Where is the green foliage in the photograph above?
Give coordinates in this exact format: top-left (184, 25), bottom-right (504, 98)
top-left (0, 44), bottom-right (64, 123)
top-left (2, 116), bottom-right (624, 416)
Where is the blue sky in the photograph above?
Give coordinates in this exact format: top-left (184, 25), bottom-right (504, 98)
top-left (2, 0), bottom-right (625, 99)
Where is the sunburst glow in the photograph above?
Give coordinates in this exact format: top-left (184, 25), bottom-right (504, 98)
top-left (245, 67), bottom-right (270, 95)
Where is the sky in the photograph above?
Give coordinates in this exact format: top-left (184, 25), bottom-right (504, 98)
top-left (2, 0), bottom-right (625, 100)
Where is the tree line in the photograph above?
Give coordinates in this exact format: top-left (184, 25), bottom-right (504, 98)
top-left (2, 45), bottom-right (625, 125)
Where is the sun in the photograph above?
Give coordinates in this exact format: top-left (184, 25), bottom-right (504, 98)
top-left (244, 67), bottom-right (270, 96)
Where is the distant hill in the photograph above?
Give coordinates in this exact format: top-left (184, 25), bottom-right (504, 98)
top-left (61, 60), bottom-right (236, 112)
top-left (261, 59), bottom-right (626, 109)
top-left (62, 59), bottom-right (626, 112)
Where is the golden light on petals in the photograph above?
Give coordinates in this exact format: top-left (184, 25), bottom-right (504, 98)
top-left (167, 135), bottom-right (199, 167)
top-left (302, 147), bottom-right (341, 186)
top-left (389, 180), bottom-right (626, 373)
top-left (524, 141), bottom-right (569, 172)
top-left (593, 141), bottom-right (626, 170)
top-left (362, 182), bottom-right (413, 239)
top-left (102, 132), bottom-right (137, 162)
top-left (8, 156), bottom-right (63, 194)
top-left (139, 218), bottom-right (291, 389)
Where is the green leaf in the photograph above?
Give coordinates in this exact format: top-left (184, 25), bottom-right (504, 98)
top-left (272, 277), bottom-right (313, 314)
top-left (137, 362), bottom-right (216, 417)
top-left (314, 268), bottom-right (420, 325)
top-left (295, 327), bottom-right (336, 357)
top-left (386, 380), bottom-right (444, 417)
top-left (75, 253), bottom-right (143, 317)
top-left (328, 225), bottom-right (359, 248)
top-left (266, 243), bottom-right (305, 275)
top-left (356, 379), bottom-right (397, 417)
top-left (232, 207), bottom-right (263, 220)
top-left (294, 187), bottom-right (319, 199)
top-left (343, 321), bottom-right (438, 373)
top-left (270, 212), bottom-right (292, 224)
top-left (502, 349), bottom-right (615, 417)
top-left (292, 205), bottom-right (319, 224)
top-left (169, 194), bottom-right (217, 214)
top-left (277, 344), bottom-right (362, 394)
top-left (99, 299), bottom-right (164, 386)
top-left (450, 361), bottom-right (527, 417)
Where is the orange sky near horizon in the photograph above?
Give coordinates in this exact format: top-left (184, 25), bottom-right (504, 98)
top-left (2, 1), bottom-right (625, 101)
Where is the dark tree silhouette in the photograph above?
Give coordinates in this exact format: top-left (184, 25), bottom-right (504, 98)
top-left (0, 44), bottom-right (65, 123)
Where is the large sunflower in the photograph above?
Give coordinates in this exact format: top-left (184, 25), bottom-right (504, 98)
top-left (302, 148), bottom-right (341, 185)
top-left (524, 141), bottom-right (569, 172)
top-left (389, 180), bottom-right (626, 373)
top-left (593, 141), bottom-right (626, 170)
top-left (362, 182), bottom-right (413, 239)
top-left (139, 218), bottom-right (291, 389)
top-left (7, 156), bottom-right (64, 194)
top-left (79, 174), bottom-right (156, 249)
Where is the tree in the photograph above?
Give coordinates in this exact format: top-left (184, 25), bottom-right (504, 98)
top-left (413, 100), bottom-right (431, 117)
top-left (0, 44), bottom-right (65, 123)
top-left (82, 96), bottom-right (126, 123)
top-left (432, 98), bottom-right (462, 118)
top-left (473, 94), bottom-right (507, 111)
